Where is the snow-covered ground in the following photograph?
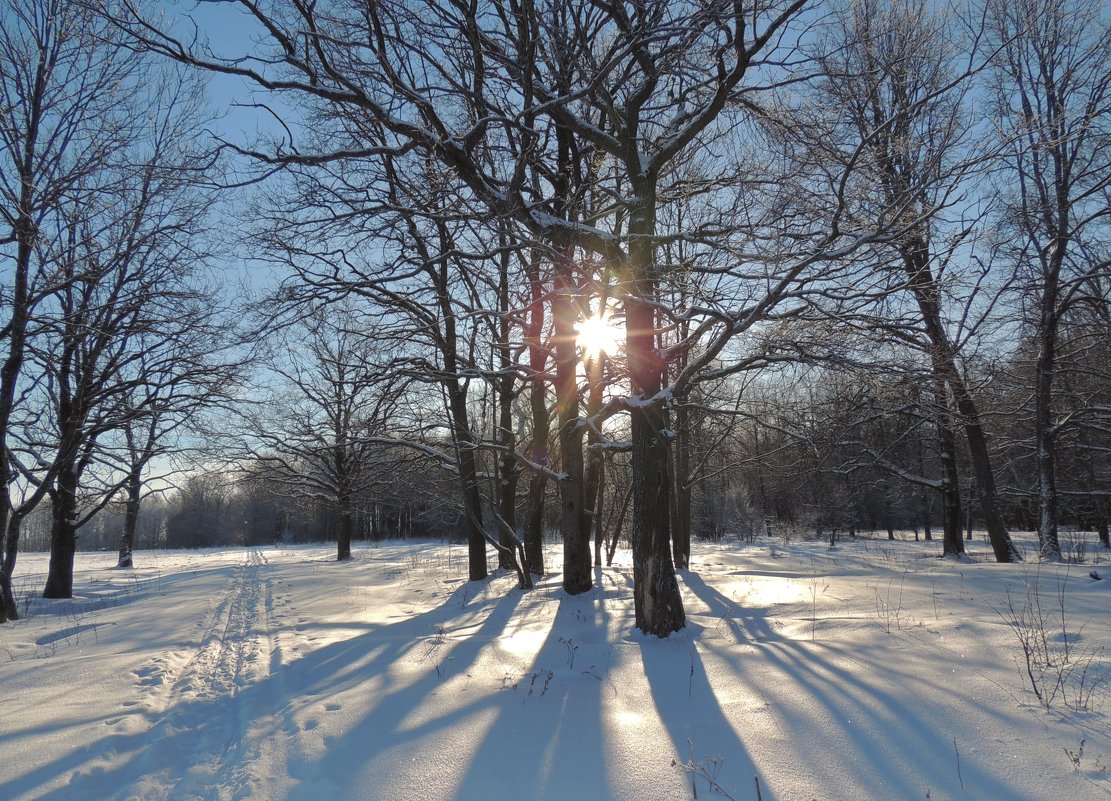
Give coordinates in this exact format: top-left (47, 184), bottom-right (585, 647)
top-left (1, 534), bottom-right (1109, 801)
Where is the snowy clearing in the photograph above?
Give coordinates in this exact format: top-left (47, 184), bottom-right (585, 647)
top-left (1, 535), bottom-right (1109, 801)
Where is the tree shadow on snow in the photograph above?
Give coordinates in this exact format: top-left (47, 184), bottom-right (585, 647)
top-left (678, 570), bottom-right (1042, 801)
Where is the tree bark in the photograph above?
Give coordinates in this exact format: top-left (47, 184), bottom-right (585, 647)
top-left (591, 456), bottom-right (606, 567)
top-left (445, 379), bottom-right (488, 582)
top-left (583, 353), bottom-right (605, 568)
top-left (0, 188), bottom-right (38, 621)
top-left (625, 189), bottom-right (685, 634)
top-left (523, 253), bottom-right (550, 576)
top-left (553, 257), bottom-right (590, 594)
top-left (117, 470), bottom-right (143, 568)
top-left (607, 481), bottom-right (632, 567)
top-left (337, 491), bottom-right (353, 562)
top-left (496, 244), bottom-right (520, 572)
top-left (671, 399), bottom-right (692, 569)
top-left (44, 467), bottom-right (79, 599)
top-left (934, 383), bottom-right (964, 557)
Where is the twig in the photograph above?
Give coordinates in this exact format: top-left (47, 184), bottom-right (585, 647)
top-left (953, 737), bottom-right (964, 790)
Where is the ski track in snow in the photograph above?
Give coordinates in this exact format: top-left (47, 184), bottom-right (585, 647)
top-left (125, 549), bottom-right (288, 801)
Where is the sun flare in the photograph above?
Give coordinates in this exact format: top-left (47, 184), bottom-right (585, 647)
top-left (576, 313), bottom-right (622, 358)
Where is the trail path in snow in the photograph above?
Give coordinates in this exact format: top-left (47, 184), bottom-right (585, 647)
top-left (120, 549), bottom-right (290, 801)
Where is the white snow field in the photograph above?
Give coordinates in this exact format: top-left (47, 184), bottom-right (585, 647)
top-left (1, 535), bottom-right (1109, 801)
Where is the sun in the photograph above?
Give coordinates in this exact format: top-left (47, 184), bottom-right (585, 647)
top-left (576, 312), bottom-right (622, 358)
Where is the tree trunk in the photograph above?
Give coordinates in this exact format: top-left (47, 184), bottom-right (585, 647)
top-left (902, 239), bottom-right (1019, 562)
top-left (625, 294), bottom-right (685, 635)
top-left (934, 382), bottom-right (964, 557)
top-left (0, 570), bottom-right (15, 622)
top-left (445, 380), bottom-right (488, 581)
top-left (671, 399), bottom-right (692, 569)
top-left (0, 204), bottom-right (37, 621)
top-left (628, 396), bottom-right (685, 635)
top-left (965, 480), bottom-right (975, 541)
top-left (117, 470), bottom-right (142, 568)
top-left (592, 457), bottom-right (606, 567)
top-left (583, 354), bottom-right (605, 568)
top-left (955, 398), bottom-right (1021, 561)
top-left (44, 467), bottom-right (80, 599)
top-left (607, 482), bottom-right (632, 567)
top-left (524, 466), bottom-right (548, 575)
top-left (553, 259), bottom-right (590, 594)
top-left (1034, 301), bottom-right (1062, 560)
top-left (523, 253), bottom-right (550, 576)
top-left (337, 492), bottom-right (353, 561)
top-left (497, 448), bottom-right (519, 571)
top-left (885, 487), bottom-right (895, 540)
top-left (495, 240), bottom-right (520, 571)
top-left (623, 175), bottom-right (685, 636)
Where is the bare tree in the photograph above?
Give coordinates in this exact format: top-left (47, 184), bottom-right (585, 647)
top-left (986, 0), bottom-right (1111, 559)
top-left (811, 0), bottom-right (1020, 560)
top-left (111, 0), bottom-right (940, 635)
top-left (244, 305), bottom-right (403, 562)
top-left (113, 313), bottom-right (241, 569)
top-left (0, 0), bottom-right (143, 620)
top-left (23, 70), bottom-right (219, 599)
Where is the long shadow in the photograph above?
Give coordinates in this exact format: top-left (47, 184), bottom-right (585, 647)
top-left (1, 553), bottom-right (1050, 801)
top-left (0, 567), bottom-right (523, 801)
top-left (278, 584), bottom-right (528, 800)
top-left (448, 590), bottom-right (611, 801)
top-left (640, 572), bottom-right (773, 801)
top-left (13, 562), bottom-right (237, 621)
top-left (680, 570), bottom-right (1043, 801)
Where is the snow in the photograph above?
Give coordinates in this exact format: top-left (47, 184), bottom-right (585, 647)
top-left (1, 535), bottom-right (1110, 801)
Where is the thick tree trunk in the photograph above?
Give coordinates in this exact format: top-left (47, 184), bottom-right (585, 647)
top-left (524, 468), bottom-right (548, 575)
top-left (337, 492), bottom-right (353, 562)
top-left (0, 505), bottom-right (27, 622)
top-left (0, 570), bottom-right (14, 622)
top-left (117, 470), bottom-right (142, 568)
top-left (625, 295), bottom-right (685, 634)
top-left (553, 261), bottom-right (590, 594)
top-left (445, 380), bottom-right (488, 581)
top-left (44, 467), bottom-right (80, 599)
top-left (624, 180), bottom-right (685, 636)
top-left (628, 392), bottom-right (686, 635)
top-left (902, 237), bottom-right (1019, 562)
